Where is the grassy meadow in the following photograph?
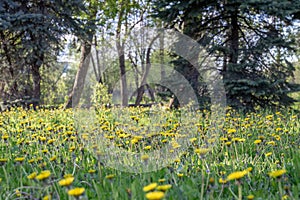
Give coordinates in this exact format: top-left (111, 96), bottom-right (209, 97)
top-left (0, 106), bottom-right (299, 200)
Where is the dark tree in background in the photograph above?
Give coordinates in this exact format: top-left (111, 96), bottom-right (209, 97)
top-left (152, 0), bottom-right (300, 109)
top-left (0, 0), bottom-right (90, 104)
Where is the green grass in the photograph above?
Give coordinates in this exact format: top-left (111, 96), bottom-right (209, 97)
top-left (0, 106), bottom-right (299, 200)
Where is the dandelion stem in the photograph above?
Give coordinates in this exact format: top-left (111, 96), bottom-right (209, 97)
top-left (238, 182), bottom-right (242, 200)
top-left (2, 165), bottom-right (9, 190)
top-left (278, 179), bottom-right (283, 199)
top-left (228, 186), bottom-right (239, 200)
top-left (217, 185), bottom-right (224, 199)
top-left (200, 169), bottom-right (205, 200)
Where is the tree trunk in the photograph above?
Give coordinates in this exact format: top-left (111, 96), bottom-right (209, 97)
top-left (135, 34), bottom-right (160, 106)
top-left (64, 40), bottom-right (92, 109)
top-left (31, 63), bottom-right (41, 102)
top-left (229, 9), bottom-right (239, 65)
top-left (117, 44), bottom-right (128, 107)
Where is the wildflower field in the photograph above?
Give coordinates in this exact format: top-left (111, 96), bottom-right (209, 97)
top-left (0, 106), bottom-right (300, 200)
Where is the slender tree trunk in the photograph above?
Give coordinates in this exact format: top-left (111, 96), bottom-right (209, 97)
top-left (64, 40), bottom-right (92, 109)
top-left (135, 34), bottom-right (160, 105)
top-left (117, 43), bottom-right (128, 107)
top-left (229, 9), bottom-right (239, 65)
top-left (159, 29), bottom-right (165, 81)
top-left (31, 63), bottom-right (41, 102)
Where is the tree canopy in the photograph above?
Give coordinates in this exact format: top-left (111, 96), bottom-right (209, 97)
top-left (152, 0), bottom-right (300, 109)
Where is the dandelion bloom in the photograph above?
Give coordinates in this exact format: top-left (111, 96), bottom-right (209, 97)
top-left (219, 178), bottom-right (227, 184)
top-left (265, 152), bottom-right (272, 157)
top-left (141, 154), bottom-right (149, 161)
top-left (227, 129), bottom-right (236, 134)
top-left (50, 156), bottom-right (57, 162)
top-left (27, 172), bottom-right (37, 179)
top-left (105, 174), bottom-right (115, 180)
top-left (194, 148), bottom-right (210, 155)
top-left (42, 195), bottom-right (51, 200)
top-left (268, 169), bottom-right (286, 178)
top-left (158, 179), bottom-right (165, 183)
top-left (0, 158), bottom-right (8, 163)
top-left (267, 141), bottom-right (276, 146)
top-left (246, 167), bottom-right (253, 172)
top-left (226, 170), bottom-right (249, 181)
top-left (64, 174), bottom-right (73, 178)
top-left (58, 177), bottom-right (74, 186)
top-left (144, 146), bottom-right (152, 150)
top-left (143, 183), bottom-right (158, 192)
top-left (68, 187), bottom-right (85, 197)
top-left (88, 169), bottom-right (96, 174)
top-left (14, 157), bottom-right (25, 162)
top-left (156, 184), bottom-right (172, 191)
top-left (145, 191), bottom-right (165, 200)
top-left (247, 194), bottom-right (254, 200)
top-left (36, 170), bottom-right (51, 181)
top-left (254, 139), bottom-right (262, 144)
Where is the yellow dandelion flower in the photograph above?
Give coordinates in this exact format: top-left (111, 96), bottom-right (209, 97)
top-left (269, 169), bottom-right (286, 178)
top-left (156, 184), bottom-right (172, 191)
top-left (36, 170), bottom-right (51, 181)
top-left (219, 178), bottom-right (227, 184)
top-left (145, 191), bottom-right (165, 200)
top-left (64, 174), bottom-right (73, 178)
top-left (194, 148), bottom-right (210, 155)
top-left (47, 139), bottom-right (55, 144)
top-left (158, 179), bottom-right (165, 183)
top-left (42, 195), bottom-right (51, 200)
top-left (267, 141), bottom-right (276, 146)
top-left (50, 156), bottom-right (57, 162)
top-left (27, 172), bottom-right (37, 180)
top-left (143, 183), bottom-right (158, 192)
top-left (2, 135), bottom-right (9, 140)
top-left (14, 157), bottom-right (25, 162)
top-left (88, 169), bottom-right (96, 174)
top-left (0, 158), bottom-right (8, 162)
top-left (141, 154), bottom-right (149, 161)
top-left (265, 152), bottom-right (272, 157)
top-left (227, 170), bottom-right (249, 181)
top-left (105, 174), bottom-right (115, 180)
top-left (59, 177), bottom-right (74, 186)
top-left (282, 195), bottom-right (289, 200)
top-left (68, 187), bottom-right (85, 197)
top-left (247, 194), bottom-right (255, 200)
top-left (177, 173), bottom-right (184, 177)
top-left (257, 135), bottom-right (264, 140)
top-left (144, 146), bottom-right (152, 150)
top-left (254, 139), bottom-right (262, 144)
top-left (42, 149), bottom-right (48, 154)
top-left (225, 141), bottom-right (232, 146)
top-left (162, 139), bottom-right (168, 143)
top-left (232, 137), bottom-right (241, 142)
top-left (16, 189), bottom-right (21, 197)
top-left (246, 167), bottom-right (253, 172)
top-left (131, 138), bottom-right (139, 144)
top-left (227, 128), bottom-right (236, 134)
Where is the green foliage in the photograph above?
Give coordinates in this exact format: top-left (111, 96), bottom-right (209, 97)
top-left (0, 0), bottom-right (93, 102)
top-left (151, 0), bottom-right (300, 110)
top-left (92, 83), bottom-right (112, 108)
